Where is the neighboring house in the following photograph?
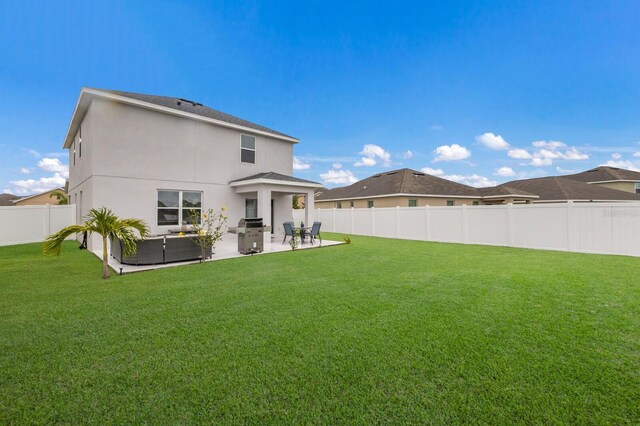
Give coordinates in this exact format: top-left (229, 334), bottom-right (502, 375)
top-left (495, 176), bottom-right (640, 203)
top-left (315, 168), bottom-right (538, 208)
top-left (13, 187), bottom-right (66, 206)
top-left (0, 193), bottom-right (20, 206)
top-left (564, 166), bottom-right (640, 194)
top-left (316, 167), bottom-right (640, 208)
top-left (63, 88), bottom-right (321, 250)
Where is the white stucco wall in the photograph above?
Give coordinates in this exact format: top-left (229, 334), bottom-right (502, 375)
top-left (67, 96), bottom-right (299, 250)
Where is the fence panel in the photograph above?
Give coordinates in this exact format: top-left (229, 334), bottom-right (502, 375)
top-left (0, 205), bottom-right (75, 246)
top-left (306, 202), bottom-right (640, 257)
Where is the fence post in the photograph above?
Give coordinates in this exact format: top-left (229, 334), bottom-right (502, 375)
top-left (425, 205), bottom-right (431, 241)
top-left (567, 201), bottom-right (574, 251)
top-left (350, 207), bottom-right (354, 234)
top-left (371, 207), bottom-right (375, 236)
top-left (396, 206), bottom-right (400, 238)
top-left (462, 204), bottom-right (468, 244)
top-left (44, 203), bottom-right (51, 237)
top-left (507, 203), bottom-right (513, 246)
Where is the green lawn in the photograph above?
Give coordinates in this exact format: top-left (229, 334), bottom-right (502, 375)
top-left (1, 234), bottom-right (638, 424)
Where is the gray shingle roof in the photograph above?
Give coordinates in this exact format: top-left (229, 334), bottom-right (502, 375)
top-left (0, 194), bottom-right (19, 206)
top-left (497, 176), bottom-right (640, 201)
top-left (316, 168), bottom-right (482, 200)
top-left (564, 166), bottom-right (640, 183)
top-left (96, 89), bottom-right (297, 140)
top-left (230, 172), bottom-right (320, 185)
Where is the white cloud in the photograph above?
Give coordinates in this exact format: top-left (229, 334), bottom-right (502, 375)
top-left (530, 157), bottom-right (553, 167)
top-left (612, 153), bottom-right (622, 160)
top-left (494, 166), bottom-right (516, 177)
top-left (354, 144), bottom-right (392, 167)
top-left (444, 174), bottom-right (498, 188)
top-left (332, 162), bottom-right (342, 169)
top-left (433, 144), bottom-right (471, 162)
top-left (293, 157), bottom-right (311, 170)
top-left (475, 132), bottom-right (510, 150)
top-left (532, 140), bottom-right (566, 149)
top-left (319, 169), bottom-right (359, 185)
top-left (2, 188), bottom-right (12, 194)
top-left (562, 147), bottom-right (589, 160)
top-left (19, 168), bottom-right (31, 174)
top-left (601, 160), bottom-right (640, 171)
top-left (634, 152), bottom-right (640, 158)
top-left (26, 149), bottom-right (41, 158)
top-left (420, 167), bottom-right (444, 176)
top-left (399, 150), bottom-right (413, 160)
top-left (8, 173), bottom-right (67, 196)
top-left (508, 148), bottom-right (532, 159)
top-left (431, 125), bottom-right (443, 130)
top-left (38, 157), bottom-right (68, 176)
top-left (556, 166), bottom-right (576, 174)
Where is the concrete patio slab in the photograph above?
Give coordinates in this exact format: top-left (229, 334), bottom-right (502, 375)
top-left (91, 233), bottom-right (343, 274)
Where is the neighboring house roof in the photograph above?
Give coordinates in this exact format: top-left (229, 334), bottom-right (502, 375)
top-left (478, 185), bottom-right (539, 199)
top-left (0, 193), bottom-right (20, 206)
top-left (564, 166), bottom-right (640, 183)
top-left (497, 176), bottom-right (640, 202)
top-left (63, 87), bottom-right (299, 148)
top-left (316, 168), bottom-right (482, 201)
top-left (13, 187), bottom-right (66, 205)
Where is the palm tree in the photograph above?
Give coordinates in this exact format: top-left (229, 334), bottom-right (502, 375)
top-left (49, 189), bottom-right (69, 205)
top-left (43, 207), bottom-right (149, 279)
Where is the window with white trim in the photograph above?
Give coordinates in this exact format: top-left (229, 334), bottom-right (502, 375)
top-left (241, 134), bottom-right (256, 164)
top-left (635, 182), bottom-right (640, 194)
top-left (157, 190), bottom-right (202, 226)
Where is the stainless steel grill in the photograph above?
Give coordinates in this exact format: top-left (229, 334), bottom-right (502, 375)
top-left (236, 218), bottom-right (264, 254)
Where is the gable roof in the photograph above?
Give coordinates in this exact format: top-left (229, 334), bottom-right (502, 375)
top-left (497, 176), bottom-right (640, 201)
top-left (230, 172), bottom-right (320, 186)
top-left (13, 187), bottom-right (65, 204)
top-left (0, 194), bottom-right (20, 206)
top-left (316, 168), bottom-right (482, 201)
top-left (63, 88), bottom-right (299, 148)
top-left (564, 166), bottom-right (640, 183)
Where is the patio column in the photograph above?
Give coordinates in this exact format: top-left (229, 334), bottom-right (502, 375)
top-left (257, 187), bottom-right (272, 247)
top-left (304, 190), bottom-right (315, 225)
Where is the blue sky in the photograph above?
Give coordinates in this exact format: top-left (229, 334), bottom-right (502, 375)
top-left (2, 0), bottom-right (640, 194)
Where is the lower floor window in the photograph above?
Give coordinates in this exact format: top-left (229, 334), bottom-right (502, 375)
top-left (157, 190), bottom-right (202, 226)
top-left (446, 200), bottom-right (455, 206)
top-left (368, 200), bottom-right (374, 208)
top-left (408, 199), bottom-right (417, 207)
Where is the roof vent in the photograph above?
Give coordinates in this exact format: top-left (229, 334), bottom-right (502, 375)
top-left (372, 174), bottom-right (382, 178)
top-left (386, 172), bottom-right (397, 175)
top-left (177, 98), bottom-right (202, 107)
top-left (413, 172), bottom-right (426, 177)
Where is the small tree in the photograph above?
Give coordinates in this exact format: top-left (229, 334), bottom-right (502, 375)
top-left (188, 207), bottom-right (228, 261)
top-left (49, 190), bottom-right (69, 205)
top-left (42, 207), bottom-right (149, 279)
top-left (292, 195), bottom-right (303, 209)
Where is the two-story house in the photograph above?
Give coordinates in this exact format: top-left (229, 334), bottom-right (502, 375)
top-left (63, 88), bottom-right (320, 250)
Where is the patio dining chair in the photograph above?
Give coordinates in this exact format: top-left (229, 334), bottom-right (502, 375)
top-left (309, 222), bottom-right (322, 245)
top-left (283, 222), bottom-right (295, 243)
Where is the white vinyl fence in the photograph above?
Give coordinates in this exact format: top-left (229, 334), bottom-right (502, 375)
top-left (301, 202), bottom-right (640, 257)
top-left (0, 204), bottom-right (75, 246)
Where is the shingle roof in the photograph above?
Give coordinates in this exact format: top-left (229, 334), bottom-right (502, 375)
top-left (230, 172), bottom-right (320, 185)
top-left (316, 168), bottom-right (482, 200)
top-left (497, 176), bottom-right (640, 201)
top-left (0, 194), bottom-right (19, 206)
top-left (95, 89), bottom-right (297, 140)
top-left (478, 185), bottom-right (538, 198)
top-left (564, 166), bottom-right (640, 183)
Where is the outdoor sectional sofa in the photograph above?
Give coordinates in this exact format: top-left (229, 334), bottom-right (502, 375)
top-left (110, 234), bottom-right (211, 265)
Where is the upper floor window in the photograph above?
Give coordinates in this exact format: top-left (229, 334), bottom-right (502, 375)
top-left (78, 126), bottom-right (82, 158)
top-left (241, 134), bottom-right (256, 164)
top-left (635, 182), bottom-right (640, 194)
top-left (157, 190), bottom-right (202, 226)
